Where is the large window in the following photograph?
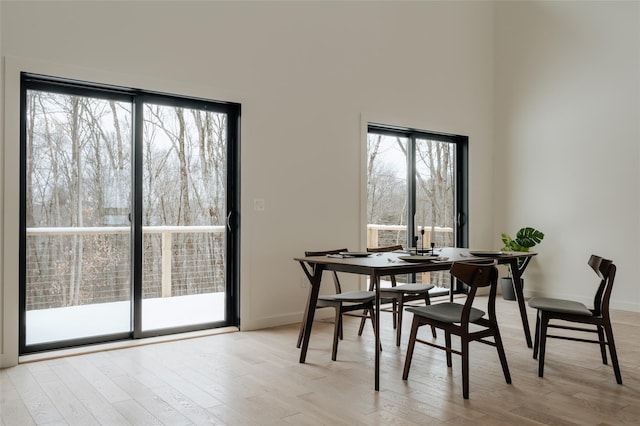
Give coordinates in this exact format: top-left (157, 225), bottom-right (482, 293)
top-left (367, 123), bottom-right (468, 292)
top-left (20, 74), bottom-right (240, 353)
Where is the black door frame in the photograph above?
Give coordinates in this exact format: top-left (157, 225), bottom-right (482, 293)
top-left (19, 73), bottom-right (241, 354)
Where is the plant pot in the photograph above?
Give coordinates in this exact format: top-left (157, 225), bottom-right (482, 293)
top-left (500, 277), bottom-right (523, 301)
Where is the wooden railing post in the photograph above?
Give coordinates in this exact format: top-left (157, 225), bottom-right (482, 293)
top-left (367, 226), bottom-right (378, 248)
top-left (161, 230), bottom-right (172, 298)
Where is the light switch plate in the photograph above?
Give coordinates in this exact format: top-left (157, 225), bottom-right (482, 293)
top-left (253, 198), bottom-right (265, 211)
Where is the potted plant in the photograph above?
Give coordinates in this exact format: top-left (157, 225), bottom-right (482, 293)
top-left (500, 227), bottom-right (544, 300)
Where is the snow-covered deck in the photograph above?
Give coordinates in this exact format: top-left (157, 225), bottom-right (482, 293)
top-left (26, 292), bottom-right (226, 345)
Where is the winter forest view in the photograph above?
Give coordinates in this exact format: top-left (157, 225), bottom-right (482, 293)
top-left (367, 132), bottom-right (456, 288)
top-left (367, 134), bottom-right (455, 242)
top-left (25, 89), bottom-right (228, 313)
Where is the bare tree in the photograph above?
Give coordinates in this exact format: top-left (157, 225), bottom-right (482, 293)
top-left (25, 91), bottom-right (231, 311)
top-left (367, 133), bottom-right (455, 247)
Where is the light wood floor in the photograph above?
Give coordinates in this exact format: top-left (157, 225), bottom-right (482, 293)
top-left (2, 297), bottom-right (640, 425)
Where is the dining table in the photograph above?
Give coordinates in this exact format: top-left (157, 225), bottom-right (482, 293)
top-left (295, 247), bottom-right (537, 391)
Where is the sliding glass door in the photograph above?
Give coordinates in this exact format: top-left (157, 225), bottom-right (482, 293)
top-left (20, 74), bottom-right (240, 353)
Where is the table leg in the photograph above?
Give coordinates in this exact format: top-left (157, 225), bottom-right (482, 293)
top-left (296, 281), bottom-right (313, 348)
top-left (509, 259), bottom-right (533, 348)
top-left (374, 274), bottom-right (380, 391)
top-left (299, 263), bottom-right (324, 363)
top-left (450, 276), bottom-right (456, 302)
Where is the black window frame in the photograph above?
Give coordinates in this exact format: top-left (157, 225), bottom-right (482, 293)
top-left (367, 123), bottom-right (468, 249)
top-left (367, 123), bottom-right (469, 295)
top-left (19, 72), bottom-right (241, 354)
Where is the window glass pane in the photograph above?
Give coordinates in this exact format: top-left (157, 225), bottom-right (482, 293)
top-left (366, 133), bottom-right (408, 247)
top-left (415, 138), bottom-right (456, 249)
top-left (415, 137), bottom-right (456, 290)
top-left (24, 90), bottom-right (132, 345)
top-left (141, 104), bottom-right (227, 331)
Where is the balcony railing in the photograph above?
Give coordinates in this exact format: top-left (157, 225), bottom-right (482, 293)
top-left (25, 223), bottom-right (454, 311)
top-left (367, 224), bottom-right (454, 289)
top-left (25, 225), bottom-right (225, 310)
top-left (367, 224), bottom-right (453, 248)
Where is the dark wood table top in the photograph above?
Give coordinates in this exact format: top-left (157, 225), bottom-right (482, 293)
top-left (295, 247), bottom-right (536, 277)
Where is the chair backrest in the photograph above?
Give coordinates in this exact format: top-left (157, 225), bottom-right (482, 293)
top-left (367, 245), bottom-right (403, 253)
top-left (450, 259), bottom-right (497, 289)
top-left (305, 248), bottom-right (347, 257)
top-left (450, 260), bottom-right (499, 325)
top-left (304, 248), bottom-right (348, 294)
top-left (587, 254), bottom-right (616, 317)
top-left (366, 245), bottom-right (404, 286)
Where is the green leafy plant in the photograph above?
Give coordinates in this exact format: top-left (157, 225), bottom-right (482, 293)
top-left (501, 227), bottom-right (544, 253)
top-left (501, 227), bottom-right (544, 277)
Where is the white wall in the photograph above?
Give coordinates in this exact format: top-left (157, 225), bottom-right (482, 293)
top-left (1, 1), bottom-right (497, 367)
top-left (494, 2), bottom-right (640, 309)
top-left (3, 1), bottom-right (638, 369)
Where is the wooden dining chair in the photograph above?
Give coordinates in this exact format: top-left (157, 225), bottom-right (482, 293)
top-left (296, 248), bottom-right (377, 361)
top-left (402, 260), bottom-right (511, 399)
top-left (359, 245), bottom-right (436, 346)
top-left (528, 255), bottom-right (622, 384)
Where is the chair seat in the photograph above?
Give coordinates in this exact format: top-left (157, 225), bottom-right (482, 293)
top-left (528, 297), bottom-right (592, 316)
top-left (406, 302), bottom-right (485, 323)
top-left (319, 290), bottom-right (375, 303)
top-left (381, 283), bottom-right (434, 294)
top-left (298, 248), bottom-right (379, 362)
top-left (365, 245), bottom-right (439, 347)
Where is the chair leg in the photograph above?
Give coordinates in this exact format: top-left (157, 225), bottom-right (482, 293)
top-left (461, 338), bottom-right (470, 399)
top-left (538, 313), bottom-right (549, 378)
top-left (402, 318), bottom-right (421, 380)
top-left (396, 299), bottom-right (404, 346)
top-left (604, 321), bottom-right (623, 384)
top-left (493, 326), bottom-right (512, 384)
top-left (357, 310), bottom-right (368, 336)
top-left (445, 331), bottom-right (452, 367)
top-left (596, 325), bottom-right (608, 365)
top-left (368, 303), bottom-right (382, 352)
top-left (392, 300), bottom-right (398, 330)
top-left (331, 308), bottom-right (342, 361)
top-left (532, 310), bottom-right (541, 359)
top-left (424, 293), bottom-right (437, 338)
